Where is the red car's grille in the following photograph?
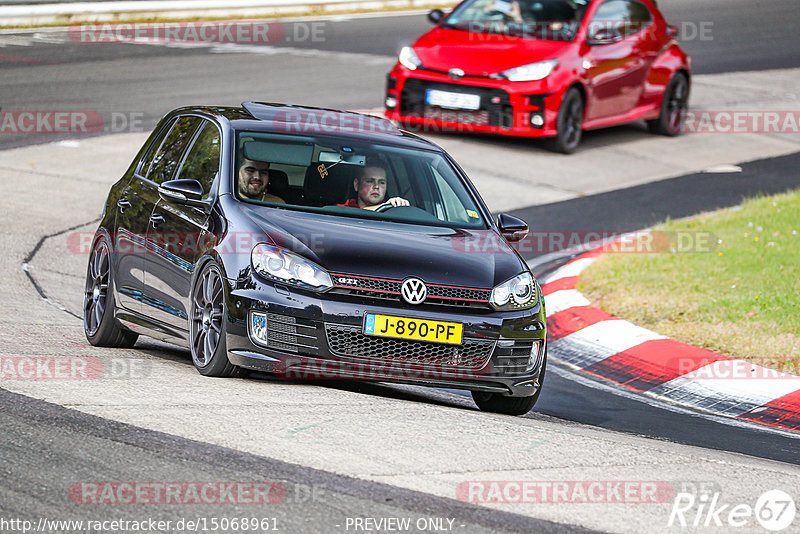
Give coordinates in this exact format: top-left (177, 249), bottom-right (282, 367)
top-left (400, 78), bottom-right (513, 129)
top-left (424, 107), bottom-right (490, 125)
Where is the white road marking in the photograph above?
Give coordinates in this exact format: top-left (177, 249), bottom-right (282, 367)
top-left (650, 362), bottom-right (800, 417)
top-left (543, 288), bottom-right (590, 315)
top-left (549, 320), bottom-right (666, 369)
top-left (548, 362), bottom-right (800, 440)
top-left (544, 256), bottom-right (596, 283)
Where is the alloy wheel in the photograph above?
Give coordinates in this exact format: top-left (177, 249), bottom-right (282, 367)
top-left (666, 76), bottom-right (689, 134)
top-left (191, 266), bottom-right (224, 368)
top-left (84, 241), bottom-right (110, 337)
top-left (563, 98), bottom-right (584, 148)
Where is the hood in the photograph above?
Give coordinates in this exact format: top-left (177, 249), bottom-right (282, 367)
top-left (241, 206), bottom-right (526, 289)
top-left (413, 27), bottom-right (571, 75)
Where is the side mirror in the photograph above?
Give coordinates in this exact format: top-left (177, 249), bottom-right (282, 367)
top-left (666, 24), bottom-right (678, 38)
top-left (158, 179), bottom-right (205, 206)
top-left (497, 213), bottom-right (529, 242)
top-left (428, 9), bottom-right (445, 24)
top-left (587, 27), bottom-right (622, 45)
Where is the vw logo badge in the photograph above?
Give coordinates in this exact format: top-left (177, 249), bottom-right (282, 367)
top-left (448, 68), bottom-right (465, 80)
top-left (401, 278), bottom-right (427, 305)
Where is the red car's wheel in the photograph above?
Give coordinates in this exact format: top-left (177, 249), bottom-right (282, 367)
top-left (648, 72), bottom-right (690, 136)
top-left (548, 87), bottom-right (584, 154)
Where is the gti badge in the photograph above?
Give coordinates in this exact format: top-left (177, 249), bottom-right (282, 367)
top-left (337, 277), bottom-right (359, 286)
top-left (448, 68), bottom-right (465, 80)
top-left (401, 277), bottom-right (427, 305)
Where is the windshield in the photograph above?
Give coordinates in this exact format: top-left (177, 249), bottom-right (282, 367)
top-left (234, 131), bottom-right (488, 229)
top-left (441, 0), bottom-right (590, 40)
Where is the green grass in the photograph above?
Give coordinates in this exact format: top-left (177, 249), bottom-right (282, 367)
top-left (578, 190), bottom-right (800, 374)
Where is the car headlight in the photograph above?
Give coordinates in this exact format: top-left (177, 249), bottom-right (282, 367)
top-left (251, 243), bottom-right (332, 292)
top-left (399, 46), bottom-right (423, 70)
top-left (490, 272), bottom-right (538, 310)
top-left (501, 60), bottom-right (558, 82)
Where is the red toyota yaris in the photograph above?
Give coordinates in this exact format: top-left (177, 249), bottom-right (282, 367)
top-left (384, 0), bottom-right (690, 153)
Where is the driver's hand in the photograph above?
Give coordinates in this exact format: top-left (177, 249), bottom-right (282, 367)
top-left (385, 197), bottom-right (410, 207)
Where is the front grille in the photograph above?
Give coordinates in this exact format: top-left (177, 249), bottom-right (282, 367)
top-left (400, 78), bottom-right (514, 129)
top-left (325, 324), bottom-right (495, 371)
top-left (491, 338), bottom-right (539, 376)
top-left (329, 273), bottom-right (492, 310)
top-left (250, 312), bottom-right (319, 353)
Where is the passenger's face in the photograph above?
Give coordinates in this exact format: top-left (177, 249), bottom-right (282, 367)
top-left (355, 167), bottom-right (387, 207)
top-left (238, 159), bottom-right (270, 198)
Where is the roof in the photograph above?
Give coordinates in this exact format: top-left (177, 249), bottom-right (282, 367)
top-left (172, 102), bottom-right (438, 150)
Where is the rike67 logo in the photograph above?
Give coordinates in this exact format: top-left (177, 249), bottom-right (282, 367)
top-left (669, 490), bottom-right (796, 531)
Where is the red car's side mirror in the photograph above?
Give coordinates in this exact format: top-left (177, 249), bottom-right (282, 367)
top-left (428, 9), bottom-right (445, 24)
top-left (666, 24), bottom-right (679, 38)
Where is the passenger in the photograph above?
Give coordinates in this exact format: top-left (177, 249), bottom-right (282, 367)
top-left (237, 158), bottom-right (285, 204)
top-left (338, 165), bottom-right (409, 211)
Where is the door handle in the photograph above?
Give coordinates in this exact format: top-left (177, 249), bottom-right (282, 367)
top-left (117, 197), bottom-right (131, 212)
top-left (150, 214), bottom-right (165, 229)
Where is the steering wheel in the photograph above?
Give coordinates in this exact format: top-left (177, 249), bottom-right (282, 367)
top-left (375, 203), bottom-right (395, 213)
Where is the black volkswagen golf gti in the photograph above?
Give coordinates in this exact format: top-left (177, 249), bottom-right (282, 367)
top-left (84, 102), bottom-right (547, 415)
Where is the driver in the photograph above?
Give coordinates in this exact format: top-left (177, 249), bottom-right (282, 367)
top-left (237, 157), bottom-right (285, 204)
top-left (338, 165), bottom-right (409, 210)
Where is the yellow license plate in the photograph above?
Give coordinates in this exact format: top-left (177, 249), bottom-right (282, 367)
top-left (363, 313), bottom-right (463, 345)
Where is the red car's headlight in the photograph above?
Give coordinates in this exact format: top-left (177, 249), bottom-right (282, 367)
top-left (399, 46), bottom-right (423, 70)
top-left (501, 60), bottom-right (558, 82)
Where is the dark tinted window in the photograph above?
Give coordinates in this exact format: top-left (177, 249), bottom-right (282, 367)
top-left (147, 116), bottom-right (201, 184)
top-left (442, 0), bottom-right (590, 41)
top-left (234, 131), bottom-right (488, 229)
top-left (590, 0), bottom-right (651, 37)
top-left (628, 1), bottom-right (652, 26)
top-left (137, 119), bottom-right (175, 178)
top-left (176, 121), bottom-right (221, 199)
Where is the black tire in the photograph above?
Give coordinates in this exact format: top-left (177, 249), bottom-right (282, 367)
top-left (84, 236), bottom-right (138, 348)
top-left (189, 261), bottom-right (244, 378)
top-left (548, 87), bottom-right (584, 154)
top-left (472, 357), bottom-right (546, 416)
top-left (647, 72), bottom-right (689, 136)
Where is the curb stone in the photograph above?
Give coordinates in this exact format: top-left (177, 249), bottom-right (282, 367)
top-left (540, 239), bottom-right (800, 433)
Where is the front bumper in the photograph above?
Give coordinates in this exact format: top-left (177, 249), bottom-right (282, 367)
top-left (385, 66), bottom-right (562, 138)
top-left (224, 279), bottom-right (547, 398)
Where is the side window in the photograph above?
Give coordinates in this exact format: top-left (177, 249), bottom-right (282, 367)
top-left (431, 166), bottom-right (470, 223)
top-left (590, 0), bottom-right (650, 38)
top-left (176, 121), bottom-right (221, 199)
top-left (627, 0), bottom-right (652, 34)
top-left (146, 116), bottom-right (202, 185)
top-left (137, 119), bottom-right (175, 178)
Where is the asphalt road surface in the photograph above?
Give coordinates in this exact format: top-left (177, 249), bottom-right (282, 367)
top-left (1, 1), bottom-right (800, 532)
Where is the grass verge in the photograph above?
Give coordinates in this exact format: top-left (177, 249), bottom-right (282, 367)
top-left (578, 189), bottom-right (800, 374)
